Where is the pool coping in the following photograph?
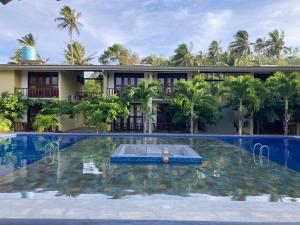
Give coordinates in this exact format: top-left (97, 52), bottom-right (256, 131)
top-left (0, 219), bottom-right (297, 225)
top-left (0, 198), bottom-right (300, 222)
top-left (9, 132), bottom-right (300, 140)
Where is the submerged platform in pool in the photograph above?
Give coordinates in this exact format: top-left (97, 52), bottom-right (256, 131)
top-left (111, 144), bottom-right (202, 164)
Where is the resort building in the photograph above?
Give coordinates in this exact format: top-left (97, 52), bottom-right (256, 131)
top-left (0, 64), bottom-right (300, 134)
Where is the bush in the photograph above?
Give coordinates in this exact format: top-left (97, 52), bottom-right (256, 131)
top-left (0, 116), bottom-right (12, 132)
top-left (33, 114), bottom-right (60, 132)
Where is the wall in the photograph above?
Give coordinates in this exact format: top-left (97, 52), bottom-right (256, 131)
top-left (59, 71), bottom-right (84, 131)
top-left (0, 70), bottom-right (17, 94)
top-left (59, 71), bottom-right (84, 100)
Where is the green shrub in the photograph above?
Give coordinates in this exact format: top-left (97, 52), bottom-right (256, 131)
top-left (33, 114), bottom-right (60, 132)
top-left (0, 116), bottom-right (12, 132)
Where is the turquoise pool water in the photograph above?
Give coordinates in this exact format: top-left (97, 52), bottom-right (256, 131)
top-left (0, 134), bottom-right (300, 202)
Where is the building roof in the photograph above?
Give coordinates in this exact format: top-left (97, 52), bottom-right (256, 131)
top-left (0, 64), bottom-right (300, 73)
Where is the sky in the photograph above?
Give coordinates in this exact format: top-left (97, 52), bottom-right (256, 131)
top-left (0, 0), bottom-right (300, 64)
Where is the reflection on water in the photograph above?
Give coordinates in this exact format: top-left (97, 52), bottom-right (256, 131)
top-left (0, 135), bottom-right (300, 202)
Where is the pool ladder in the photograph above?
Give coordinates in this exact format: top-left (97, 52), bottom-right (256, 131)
top-left (44, 142), bottom-right (60, 164)
top-left (253, 143), bottom-right (270, 167)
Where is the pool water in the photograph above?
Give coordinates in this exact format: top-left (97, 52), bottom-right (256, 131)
top-left (0, 135), bottom-right (300, 202)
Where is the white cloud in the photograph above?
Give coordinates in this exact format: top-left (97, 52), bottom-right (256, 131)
top-left (0, 0), bottom-right (299, 64)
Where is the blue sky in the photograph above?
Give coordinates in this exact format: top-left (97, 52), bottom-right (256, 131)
top-left (0, 0), bottom-right (300, 64)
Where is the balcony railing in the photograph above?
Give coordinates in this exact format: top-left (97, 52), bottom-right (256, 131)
top-left (111, 122), bottom-right (188, 132)
top-left (76, 91), bottom-right (101, 99)
top-left (15, 87), bottom-right (59, 98)
top-left (106, 85), bottom-right (175, 97)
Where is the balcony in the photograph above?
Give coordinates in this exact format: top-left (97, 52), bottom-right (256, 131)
top-left (111, 122), bottom-right (188, 132)
top-left (15, 87), bottom-right (59, 98)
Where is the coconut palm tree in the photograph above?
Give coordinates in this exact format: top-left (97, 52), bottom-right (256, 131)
top-left (266, 71), bottom-right (300, 135)
top-left (254, 38), bottom-right (266, 64)
top-left (17, 33), bottom-right (37, 47)
top-left (229, 30), bottom-right (251, 64)
top-left (208, 40), bottom-right (222, 65)
top-left (129, 80), bottom-right (160, 133)
top-left (171, 43), bottom-right (194, 66)
top-left (173, 76), bottom-right (214, 134)
top-left (65, 42), bottom-right (96, 65)
top-left (10, 33), bottom-right (38, 63)
top-left (265, 30), bottom-right (288, 60)
top-left (55, 6), bottom-right (82, 65)
top-left (223, 75), bottom-right (261, 136)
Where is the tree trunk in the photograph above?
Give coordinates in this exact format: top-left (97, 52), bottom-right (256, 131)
top-left (143, 113), bottom-right (147, 134)
top-left (148, 98), bottom-right (152, 134)
top-left (238, 100), bottom-right (243, 136)
top-left (284, 98), bottom-right (289, 135)
top-left (70, 33), bottom-right (74, 65)
top-left (249, 112), bottom-right (254, 135)
top-left (190, 105), bottom-right (194, 135)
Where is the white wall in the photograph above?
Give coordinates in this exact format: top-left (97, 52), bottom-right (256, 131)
top-left (21, 70), bottom-right (28, 88)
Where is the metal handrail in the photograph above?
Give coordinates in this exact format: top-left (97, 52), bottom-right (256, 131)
top-left (259, 145), bottom-right (270, 167)
top-left (253, 143), bottom-right (262, 165)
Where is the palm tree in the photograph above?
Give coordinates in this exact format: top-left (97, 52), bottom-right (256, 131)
top-left (208, 40), bottom-right (222, 65)
top-left (171, 43), bottom-right (194, 66)
top-left (10, 33), bottom-right (37, 63)
top-left (266, 71), bottom-right (300, 135)
top-left (173, 76), bottom-right (213, 134)
top-left (55, 6), bottom-right (82, 65)
top-left (10, 49), bottom-right (22, 64)
top-left (129, 80), bottom-right (160, 133)
top-left (223, 75), bottom-right (261, 136)
top-left (64, 42), bottom-right (96, 65)
top-left (229, 30), bottom-right (251, 64)
top-left (265, 30), bottom-right (288, 60)
top-left (254, 38), bottom-right (266, 64)
top-left (17, 33), bottom-right (37, 47)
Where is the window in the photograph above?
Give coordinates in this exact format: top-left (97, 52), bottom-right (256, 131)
top-left (114, 73), bottom-right (144, 92)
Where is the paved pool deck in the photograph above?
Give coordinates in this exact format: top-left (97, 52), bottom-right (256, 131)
top-left (0, 196), bottom-right (300, 223)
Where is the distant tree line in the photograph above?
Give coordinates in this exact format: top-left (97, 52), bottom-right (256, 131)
top-left (8, 5), bottom-right (300, 66)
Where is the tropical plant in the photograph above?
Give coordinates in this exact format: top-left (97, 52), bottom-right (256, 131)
top-left (243, 79), bottom-right (264, 135)
top-left (171, 43), bottom-right (195, 66)
top-left (10, 33), bottom-right (38, 63)
top-left (207, 40), bottom-right (222, 65)
top-left (17, 33), bottom-right (37, 47)
top-left (172, 76), bottom-right (219, 134)
top-left (0, 116), bottom-right (12, 132)
top-left (55, 5), bottom-right (83, 65)
top-left (81, 95), bottom-right (129, 133)
top-left (223, 75), bottom-right (261, 135)
top-left (99, 44), bottom-right (139, 65)
top-left (265, 30), bottom-right (289, 60)
top-left (141, 55), bottom-right (170, 66)
top-left (64, 41), bottom-right (96, 65)
top-left (0, 92), bottom-right (26, 122)
top-left (229, 30), bottom-right (251, 64)
top-left (128, 79), bottom-right (160, 133)
top-left (33, 114), bottom-right (60, 132)
top-left (29, 98), bottom-right (79, 119)
top-left (266, 71), bottom-right (300, 135)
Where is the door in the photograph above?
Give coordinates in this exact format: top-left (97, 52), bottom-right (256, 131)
top-left (28, 72), bottom-right (58, 98)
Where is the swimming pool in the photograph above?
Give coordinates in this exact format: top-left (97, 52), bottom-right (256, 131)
top-left (0, 134), bottom-right (300, 202)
